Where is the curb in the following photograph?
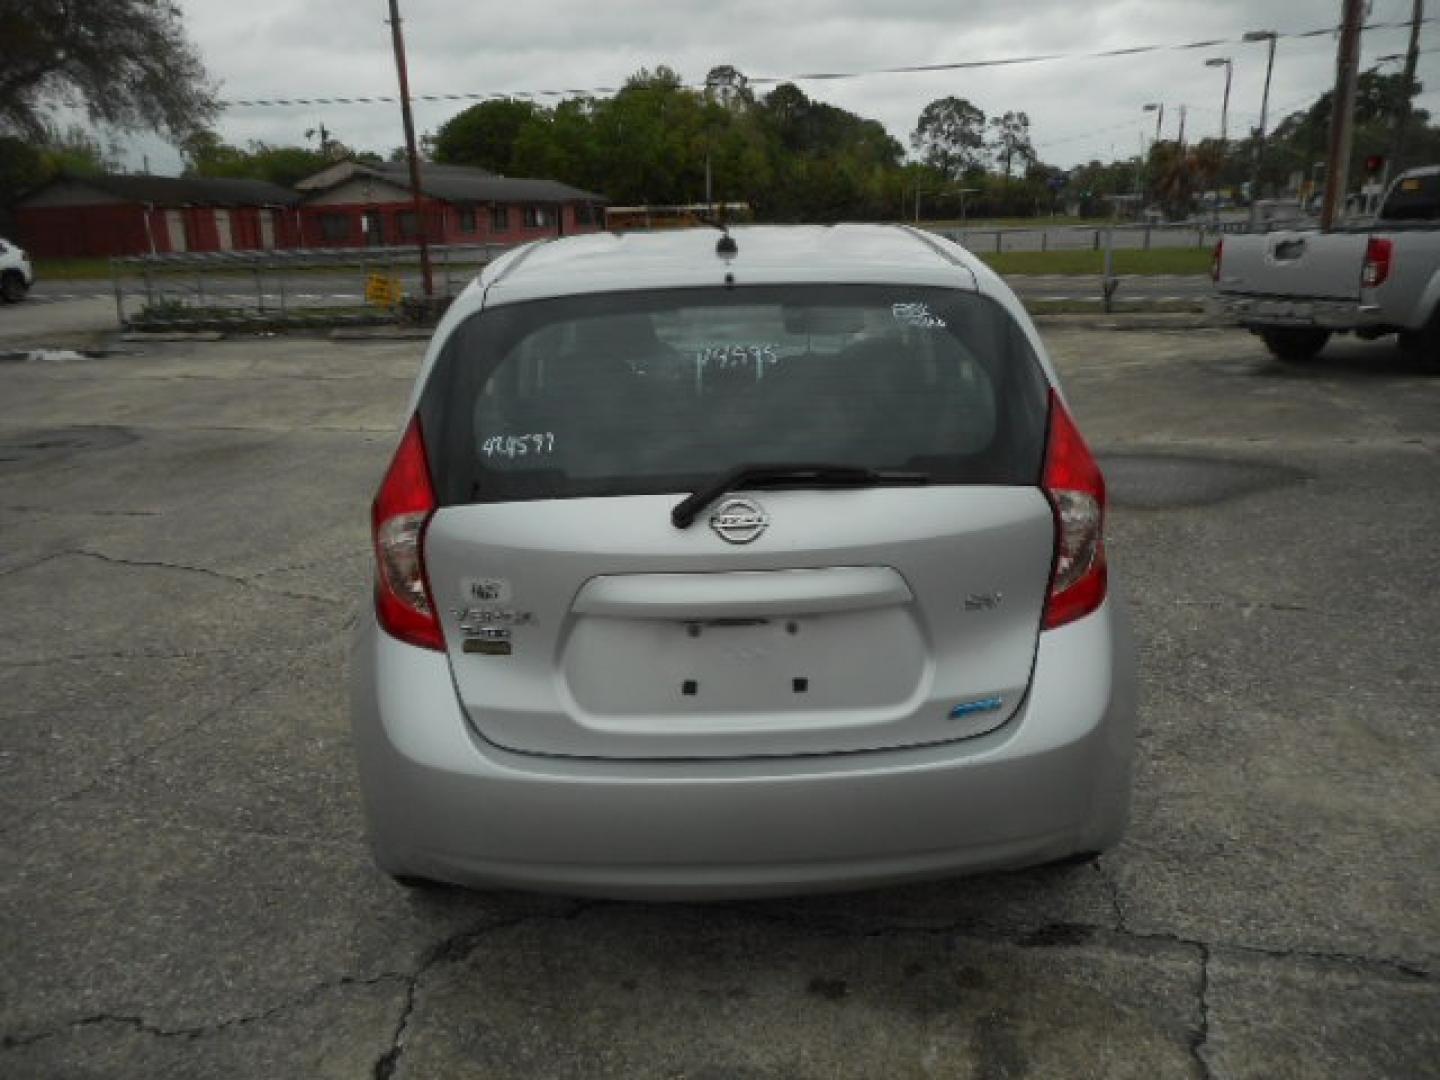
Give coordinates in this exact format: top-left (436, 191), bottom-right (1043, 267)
top-left (1032, 313), bottom-right (1235, 331)
top-left (119, 331), bottom-right (226, 342)
top-left (329, 327), bottom-right (433, 341)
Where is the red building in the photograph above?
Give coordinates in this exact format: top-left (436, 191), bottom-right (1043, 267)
top-left (293, 161), bottom-right (605, 247)
top-left (12, 174), bottom-right (301, 258)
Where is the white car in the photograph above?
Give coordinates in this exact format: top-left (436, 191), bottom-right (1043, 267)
top-left (0, 237), bottom-right (34, 302)
top-left (350, 224), bottom-right (1136, 899)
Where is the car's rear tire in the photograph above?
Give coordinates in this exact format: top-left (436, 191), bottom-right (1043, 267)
top-left (0, 270), bottom-right (27, 303)
top-left (1260, 328), bottom-right (1331, 362)
top-left (1398, 308), bottom-right (1439, 365)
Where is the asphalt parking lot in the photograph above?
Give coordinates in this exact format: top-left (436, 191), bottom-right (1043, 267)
top-left (2, 322), bottom-right (1437, 1079)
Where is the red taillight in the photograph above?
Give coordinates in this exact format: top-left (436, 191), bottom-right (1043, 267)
top-left (1041, 391), bottom-right (1107, 630)
top-left (1210, 238), bottom-right (1224, 283)
top-left (372, 415), bottom-right (445, 651)
top-left (1361, 237), bottom-right (1393, 289)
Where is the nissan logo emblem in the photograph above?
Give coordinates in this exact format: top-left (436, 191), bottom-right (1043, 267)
top-left (709, 498), bottom-right (770, 544)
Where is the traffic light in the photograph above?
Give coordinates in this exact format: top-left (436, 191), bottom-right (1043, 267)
top-left (1363, 154), bottom-right (1386, 177)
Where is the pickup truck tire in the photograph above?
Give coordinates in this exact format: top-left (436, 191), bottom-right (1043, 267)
top-left (1260, 328), bottom-right (1331, 363)
top-left (0, 269), bottom-right (27, 303)
top-left (1398, 309), bottom-right (1439, 364)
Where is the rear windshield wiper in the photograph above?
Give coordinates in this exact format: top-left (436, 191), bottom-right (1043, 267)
top-left (671, 463), bottom-right (929, 529)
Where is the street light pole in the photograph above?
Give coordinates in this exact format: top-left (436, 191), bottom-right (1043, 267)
top-left (1205, 58), bottom-right (1233, 143)
top-left (1146, 102), bottom-right (1164, 144)
top-left (1141, 103), bottom-right (1163, 210)
top-left (1243, 30), bottom-right (1278, 228)
top-left (386, 0), bottom-right (434, 299)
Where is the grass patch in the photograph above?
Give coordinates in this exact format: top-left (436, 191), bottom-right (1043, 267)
top-left (978, 247), bottom-right (1212, 276)
top-left (922, 215), bottom-right (1094, 229)
top-left (34, 257), bottom-right (115, 281)
top-left (1025, 298), bottom-right (1206, 315)
top-left (38, 257), bottom-right (490, 282)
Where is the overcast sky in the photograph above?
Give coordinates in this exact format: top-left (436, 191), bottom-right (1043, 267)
top-left (125, 0), bottom-right (1438, 174)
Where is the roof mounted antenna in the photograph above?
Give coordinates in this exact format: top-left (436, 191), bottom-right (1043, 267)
top-left (696, 208), bottom-right (738, 256)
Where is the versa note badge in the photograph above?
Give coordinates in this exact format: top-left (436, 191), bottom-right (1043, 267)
top-left (709, 498), bottom-right (770, 544)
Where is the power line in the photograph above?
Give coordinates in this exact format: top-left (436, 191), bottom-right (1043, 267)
top-left (212, 18), bottom-right (1433, 109)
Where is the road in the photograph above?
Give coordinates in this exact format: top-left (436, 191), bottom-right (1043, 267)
top-left (2, 323), bottom-right (1436, 1077)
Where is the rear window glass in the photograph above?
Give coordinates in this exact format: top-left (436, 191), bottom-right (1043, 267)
top-left (420, 285), bottom-right (1050, 504)
top-left (1382, 173), bottom-right (1440, 220)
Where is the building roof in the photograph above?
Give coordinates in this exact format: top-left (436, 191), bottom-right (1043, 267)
top-left (296, 160), bottom-right (604, 205)
top-left (18, 173), bottom-right (300, 207)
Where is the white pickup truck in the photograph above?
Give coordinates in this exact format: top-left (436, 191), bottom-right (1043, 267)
top-left (0, 236), bottom-right (35, 303)
top-left (1213, 166), bottom-right (1440, 362)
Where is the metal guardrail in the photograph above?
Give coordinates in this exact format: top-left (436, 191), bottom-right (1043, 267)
top-left (110, 243), bottom-right (512, 328)
top-left (931, 220), bottom-right (1239, 254)
top-left (924, 221), bottom-right (1234, 312)
top-left (109, 225), bottom-right (1245, 327)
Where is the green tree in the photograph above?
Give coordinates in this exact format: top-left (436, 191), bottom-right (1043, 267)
top-left (1260, 68), bottom-right (1431, 197)
top-left (0, 0), bottom-right (216, 141)
top-left (180, 131), bottom-right (338, 187)
top-left (0, 124), bottom-right (113, 233)
top-left (910, 97), bottom-right (987, 180)
top-left (591, 72), bottom-right (706, 204)
top-left (987, 111), bottom-right (1035, 183)
top-left (431, 99), bottom-right (547, 173)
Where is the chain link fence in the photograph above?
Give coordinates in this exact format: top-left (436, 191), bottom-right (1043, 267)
top-left (111, 244), bottom-right (510, 329)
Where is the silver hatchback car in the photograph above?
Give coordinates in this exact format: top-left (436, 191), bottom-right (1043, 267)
top-left (351, 224), bottom-right (1136, 899)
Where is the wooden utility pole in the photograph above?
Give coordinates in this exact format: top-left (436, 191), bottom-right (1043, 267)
top-left (1320, 0), bottom-right (1365, 230)
top-left (1390, 0), bottom-right (1425, 175)
top-left (387, 0), bottom-right (434, 299)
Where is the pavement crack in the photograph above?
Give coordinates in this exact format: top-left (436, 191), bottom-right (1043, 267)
top-left (251, 551), bottom-right (361, 580)
top-left (729, 904), bottom-right (1436, 982)
top-left (367, 901), bottom-right (606, 1080)
top-left (0, 551), bottom-right (65, 578)
top-left (372, 979), bottom-right (415, 1080)
top-left (1191, 942), bottom-right (1214, 1080)
top-left (420, 900), bottom-right (609, 972)
top-left (1093, 857), bottom-right (1128, 932)
top-left (70, 548), bottom-right (251, 588)
top-left (68, 547), bottom-right (342, 607)
top-left (2, 973), bottom-right (412, 1052)
top-left (0, 505), bottom-right (160, 518)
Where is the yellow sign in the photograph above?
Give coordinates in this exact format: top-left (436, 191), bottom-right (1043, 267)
top-left (365, 273), bottom-right (404, 307)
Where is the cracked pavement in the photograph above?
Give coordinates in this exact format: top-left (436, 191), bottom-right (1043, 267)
top-left (1, 328), bottom-right (1437, 1078)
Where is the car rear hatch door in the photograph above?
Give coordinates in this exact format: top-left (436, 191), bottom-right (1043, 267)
top-left (417, 282), bottom-right (1056, 760)
top-left (1220, 230), bottom-right (1367, 300)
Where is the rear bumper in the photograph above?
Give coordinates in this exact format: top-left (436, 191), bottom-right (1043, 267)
top-left (1216, 293), bottom-right (1363, 330)
top-left (349, 601), bottom-right (1136, 899)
